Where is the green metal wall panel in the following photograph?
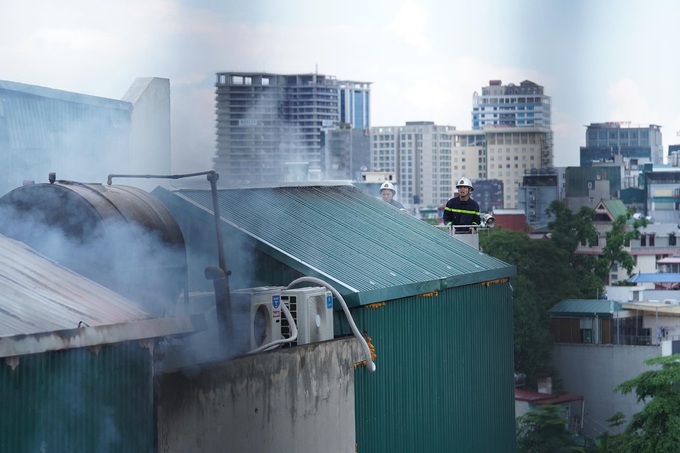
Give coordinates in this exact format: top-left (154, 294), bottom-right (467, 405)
top-left (347, 282), bottom-right (515, 453)
top-left (0, 343), bottom-right (153, 452)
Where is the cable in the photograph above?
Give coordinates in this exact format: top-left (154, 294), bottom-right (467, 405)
top-left (287, 276), bottom-right (376, 373)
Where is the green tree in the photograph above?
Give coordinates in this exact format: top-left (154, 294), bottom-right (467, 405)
top-left (516, 404), bottom-right (583, 452)
top-left (545, 201), bottom-right (603, 297)
top-left (546, 201), bottom-right (598, 257)
top-left (480, 229), bottom-right (555, 385)
top-left (480, 225), bottom-right (602, 386)
top-left (613, 354), bottom-right (680, 452)
top-left (591, 412), bottom-right (632, 453)
top-left (600, 211), bottom-right (647, 283)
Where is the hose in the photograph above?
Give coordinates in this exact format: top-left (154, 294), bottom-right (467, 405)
top-left (247, 298), bottom-right (298, 354)
top-left (287, 276), bottom-right (376, 372)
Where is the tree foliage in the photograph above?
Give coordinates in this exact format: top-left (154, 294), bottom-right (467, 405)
top-left (480, 219), bottom-right (602, 385)
top-left (546, 201), bottom-right (598, 256)
top-left (612, 355), bottom-right (680, 452)
top-left (516, 404), bottom-right (584, 452)
top-left (480, 201), bottom-right (646, 386)
top-left (600, 212), bottom-right (647, 281)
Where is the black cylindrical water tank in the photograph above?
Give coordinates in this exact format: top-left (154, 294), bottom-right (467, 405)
top-left (0, 180), bottom-right (187, 316)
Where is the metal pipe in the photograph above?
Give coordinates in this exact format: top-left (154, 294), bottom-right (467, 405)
top-left (107, 171), bottom-right (228, 276)
top-left (107, 171), bottom-right (233, 350)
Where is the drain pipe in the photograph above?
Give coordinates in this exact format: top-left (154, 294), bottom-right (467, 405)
top-left (107, 171), bottom-right (233, 351)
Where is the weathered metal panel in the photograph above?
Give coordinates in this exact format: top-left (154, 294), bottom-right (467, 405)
top-left (0, 234), bottom-right (151, 338)
top-left (0, 182), bottom-right (188, 313)
top-left (0, 81), bottom-right (132, 195)
top-left (346, 282), bottom-right (515, 453)
top-left (0, 343), bottom-right (153, 452)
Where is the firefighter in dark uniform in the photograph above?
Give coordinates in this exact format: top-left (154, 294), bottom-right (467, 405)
top-left (379, 181), bottom-right (406, 211)
top-left (443, 177), bottom-right (481, 233)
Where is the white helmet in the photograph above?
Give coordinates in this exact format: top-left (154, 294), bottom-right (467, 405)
top-left (379, 181), bottom-right (396, 194)
top-left (456, 177), bottom-right (474, 192)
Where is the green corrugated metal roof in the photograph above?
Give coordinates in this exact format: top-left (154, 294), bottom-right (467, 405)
top-left (152, 184), bottom-right (515, 307)
top-left (600, 199), bottom-right (628, 220)
top-left (549, 299), bottom-right (623, 317)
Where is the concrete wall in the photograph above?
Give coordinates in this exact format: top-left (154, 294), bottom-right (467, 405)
top-left (156, 337), bottom-right (362, 453)
top-left (552, 344), bottom-right (660, 438)
top-left (122, 77), bottom-right (171, 192)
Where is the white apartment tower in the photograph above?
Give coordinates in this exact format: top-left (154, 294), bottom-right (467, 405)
top-left (371, 122), bottom-right (552, 209)
top-left (370, 122), bottom-right (456, 207)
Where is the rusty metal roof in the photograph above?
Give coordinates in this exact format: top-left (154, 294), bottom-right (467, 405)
top-left (0, 233), bottom-right (153, 337)
top-left (0, 233), bottom-right (150, 336)
top-left (153, 183), bottom-right (516, 306)
top-left (0, 233), bottom-right (204, 358)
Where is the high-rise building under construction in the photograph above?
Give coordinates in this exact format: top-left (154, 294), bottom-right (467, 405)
top-left (213, 72), bottom-right (370, 185)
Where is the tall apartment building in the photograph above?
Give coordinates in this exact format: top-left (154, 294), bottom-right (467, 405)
top-left (472, 80), bottom-right (551, 130)
top-left (579, 122), bottom-right (663, 167)
top-left (469, 80), bottom-right (553, 209)
top-left (213, 72), bottom-right (370, 185)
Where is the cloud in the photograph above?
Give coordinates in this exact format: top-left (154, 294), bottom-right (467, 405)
top-left (381, 1), bottom-right (430, 53)
top-left (607, 78), bottom-right (659, 126)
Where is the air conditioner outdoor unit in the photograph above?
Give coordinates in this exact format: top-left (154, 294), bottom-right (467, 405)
top-left (280, 287), bottom-right (334, 346)
top-left (231, 286), bottom-right (284, 352)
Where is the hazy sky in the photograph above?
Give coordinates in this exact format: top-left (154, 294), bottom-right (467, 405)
top-left (2, 0), bottom-right (679, 173)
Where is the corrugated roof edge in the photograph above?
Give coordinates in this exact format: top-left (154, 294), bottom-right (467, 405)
top-left (151, 185), bottom-right (516, 307)
top-left (0, 79), bottom-right (132, 110)
top-left (0, 314), bottom-right (206, 359)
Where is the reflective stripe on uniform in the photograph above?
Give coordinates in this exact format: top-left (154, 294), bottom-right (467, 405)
top-left (444, 207), bottom-right (480, 216)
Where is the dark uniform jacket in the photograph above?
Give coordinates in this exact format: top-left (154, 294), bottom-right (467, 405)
top-left (388, 199), bottom-right (406, 211)
top-left (443, 197), bottom-right (481, 233)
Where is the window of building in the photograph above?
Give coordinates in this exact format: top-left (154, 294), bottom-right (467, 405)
top-left (649, 234), bottom-right (655, 247)
top-left (670, 234), bottom-right (677, 246)
top-left (641, 234), bottom-right (647, 246)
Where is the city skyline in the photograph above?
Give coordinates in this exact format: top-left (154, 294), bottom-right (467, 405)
top-left (2, 0), bottom-right (680, 176)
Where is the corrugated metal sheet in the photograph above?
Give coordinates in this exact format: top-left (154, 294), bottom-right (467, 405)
top-left (600, 199), bottom-right (628, 220)
top-left (152, 185), bottom-right (515, 306)
top-left (0, 233), bottom-right (150, 337)
top-left (348, 281), bottom-right (515, 452)
top-left (0, 79), bottom-right (130, 108)
top-left (548, 299), bottom-right (622, 317)
top-left (0, 86), bottom-right (130, 149)
top-left (0, 80), bottom-right (131, 195)
top-left (0, 342), bottom-right (154, 452)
